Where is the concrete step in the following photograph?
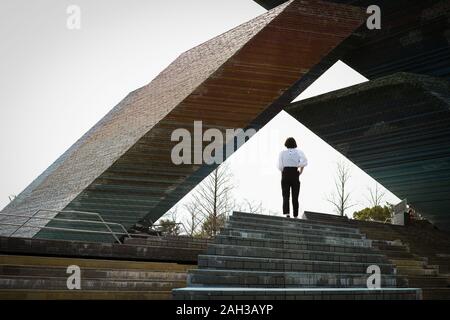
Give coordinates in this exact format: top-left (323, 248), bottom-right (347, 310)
top-left (227, 218), bottom-right (362, 239)
top-left (198, 254), bottom-right (396, 274)
top-left (0, 289), bottom-right (172, 300)
top-left (302, 212), bottom-right (353, 228)
top-left (303, 211), bottom-right (350, 222)
top-left (173, 287), bottom-right (422, 300)
top-left (396, 266), bottom-right (439, 276)
top-left (124, 236), bottom-right (209, 249)
top-left (0, 264), bottom-right (187, 281)
top-left (422, 288), bottom-right (450, 300)
top-left (371, 240), bottom-right (409, 250)
top-left (220, 228), bottom-right (370, 248)
top-left (0, 275), bottom-right (185, 291)
top-left (233, 212), bottom-right (358, 233)
top-left (390, 258), bottom-right (427, 268)
top-left (380, 250), bottom-right (415, 259)
top-left (230, 214), bottom-right (360, 234)
top-left (0, 236), bottom-right (200, 264)
top-left (207, 243), bottom-right (389, 264)
top-left (406, 276), bottom-right (449, 288)
top-left (187, 269), bottom-right (400, 288)
top-left (0, 255), bottom-right (193, 272)
top-left (215, 235), bottom-right (376, 254)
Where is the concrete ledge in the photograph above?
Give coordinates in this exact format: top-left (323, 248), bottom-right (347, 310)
top-left (0, 236), bottom-right (203, 264)
top-left (187, 269), bottom-right (401, 288)
top-left (197, 254), bottom-right (396, 274)
top-left (173, 287), bottom-right (422, 300)
top-left (220, 228), bottom-right (371, 247)
top-left (227, 219), bottom-right (362, 238)
top-left (0, 289), bottom-right (173, 300)
top-left (232, 212), bottom-right (358, 233)
top-left (216, 235), bottom-right (376, 253)
top-left (207, 243), bottom-right (388, 263)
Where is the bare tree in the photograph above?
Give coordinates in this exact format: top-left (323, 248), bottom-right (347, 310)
top-left (327, 161), bottom-right (356, 216)
top-left (164, 205), bottom-right (179, 223)
top-left (155, 206), bottom-right (181, 235)
top-left (183, 201), bottom-right (203, 237)
top-left (237, 199), bottom-right (263, 214)
top-left (189, 163), bottom-right (234, 238)
top-left (365, 183), bottom-right (386, 207)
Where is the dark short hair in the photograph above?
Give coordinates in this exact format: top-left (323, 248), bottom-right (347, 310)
top-left (284, 137), bottom-right (297, 149)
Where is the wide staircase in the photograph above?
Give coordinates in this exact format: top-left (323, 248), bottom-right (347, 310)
top-left (304, 211), bottom-right (450, 300)
top-left (0, 254), bottom-right (191, 299)
top-left (0, 235), bottom-right (207, 300)
top-left (173, 211), bottom-right (421, 300)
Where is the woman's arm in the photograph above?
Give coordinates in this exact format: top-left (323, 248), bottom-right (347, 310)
top-left (277, 151), bottom-right (284, 171)
top-left (298, 150), bottom-right (307, 174)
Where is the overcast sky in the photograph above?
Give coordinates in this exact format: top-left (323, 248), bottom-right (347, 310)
top-left (0, 0), bottom-right (400, 218)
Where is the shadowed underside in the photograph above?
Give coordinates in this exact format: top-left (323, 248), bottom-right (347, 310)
top-left (1, 0), bottom-right (365, 241)
top-left (256, 1), bottom-right (450, 80)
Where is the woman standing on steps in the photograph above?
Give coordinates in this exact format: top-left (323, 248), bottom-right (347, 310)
top-left (277, 137), bottom-right (308, 218)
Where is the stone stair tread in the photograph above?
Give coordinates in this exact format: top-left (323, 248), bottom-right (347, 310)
top-left (206, 243), bottom-right (385, 261)
top-left (233, 212), bottom-right (358, 233)
top-left (0, 263), bottom-right (188, 275)
top-left (0, 278), bottom-right (186, 291)
top-left (0, 289), bottom-right (173, 300)
top-left (189, 268), bottom-right (399, 278)
top-left (216, 235), bottom-right (378, 252)
top-left (198, 254), bottom-right (395, 268)
top-left (173, 287), bottom-right (420, 292)
top-left (221, 227), bottom-right (368, 245)
top-left (0, 254), bottom-right (192, 271)
top-left (208, 243), bottom-right (386, 258)
top-left (173, 287), bottom-right (421, 300)
top-left (229, 216), bottom-right (360, 234)
top-left (389, 258), bottom-right (427, 265)
top-left (227, 220), bottom-right (362, 239)
top-left (216, 235), bottom-right (375, 252)
top-left (0, 274), bottom-right (186, 283)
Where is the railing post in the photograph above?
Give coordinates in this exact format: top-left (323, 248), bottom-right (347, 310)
top-left (9, 210), bottom-right (38, 237)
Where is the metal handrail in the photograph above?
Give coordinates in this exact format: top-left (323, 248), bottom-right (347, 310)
top-left (0, 212), bottom-right (126, 243)
top-left (1, 209), bottom-right (131, 243)
top-left (0, 208), bottom-right (194, 243)
top-left (36, 209), bottom-right (131, 239)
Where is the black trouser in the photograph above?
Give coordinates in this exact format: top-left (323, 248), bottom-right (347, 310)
top-left (281, 167), bottom-right (300, 217)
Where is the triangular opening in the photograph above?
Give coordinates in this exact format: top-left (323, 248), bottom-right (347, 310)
top-left (159, 60), bottom-right (399, 230)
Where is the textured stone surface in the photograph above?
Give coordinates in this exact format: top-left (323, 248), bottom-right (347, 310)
top-left (173, 211), bottom-right (422, 300)
top-left (257, 1), bottom-right (450, 80)
top-left (0, 235), bottom-right (205, 263)
top-left (1, 0), bottom-right (365, 241)
top-left (0, 254), bottom-right (191, 300)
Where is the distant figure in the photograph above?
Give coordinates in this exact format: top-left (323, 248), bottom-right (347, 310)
top-left (277, 137), bottom-right (308, 218)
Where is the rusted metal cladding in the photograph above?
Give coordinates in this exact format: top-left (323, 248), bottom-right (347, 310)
top-left (286, 73), bottom-right (450, 232)
top-left (1, 0), bottom-right (364, 241)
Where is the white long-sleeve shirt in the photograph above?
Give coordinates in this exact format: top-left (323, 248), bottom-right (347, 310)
top-left (278, 148), bottom-right (308, 171)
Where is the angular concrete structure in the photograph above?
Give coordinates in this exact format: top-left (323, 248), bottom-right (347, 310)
top-left (256, 0), bottom-right (450, 80)
top-left (286, 73), bottom-right (450, 231)
top-left (0, 0), bottom-right (365, 241)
